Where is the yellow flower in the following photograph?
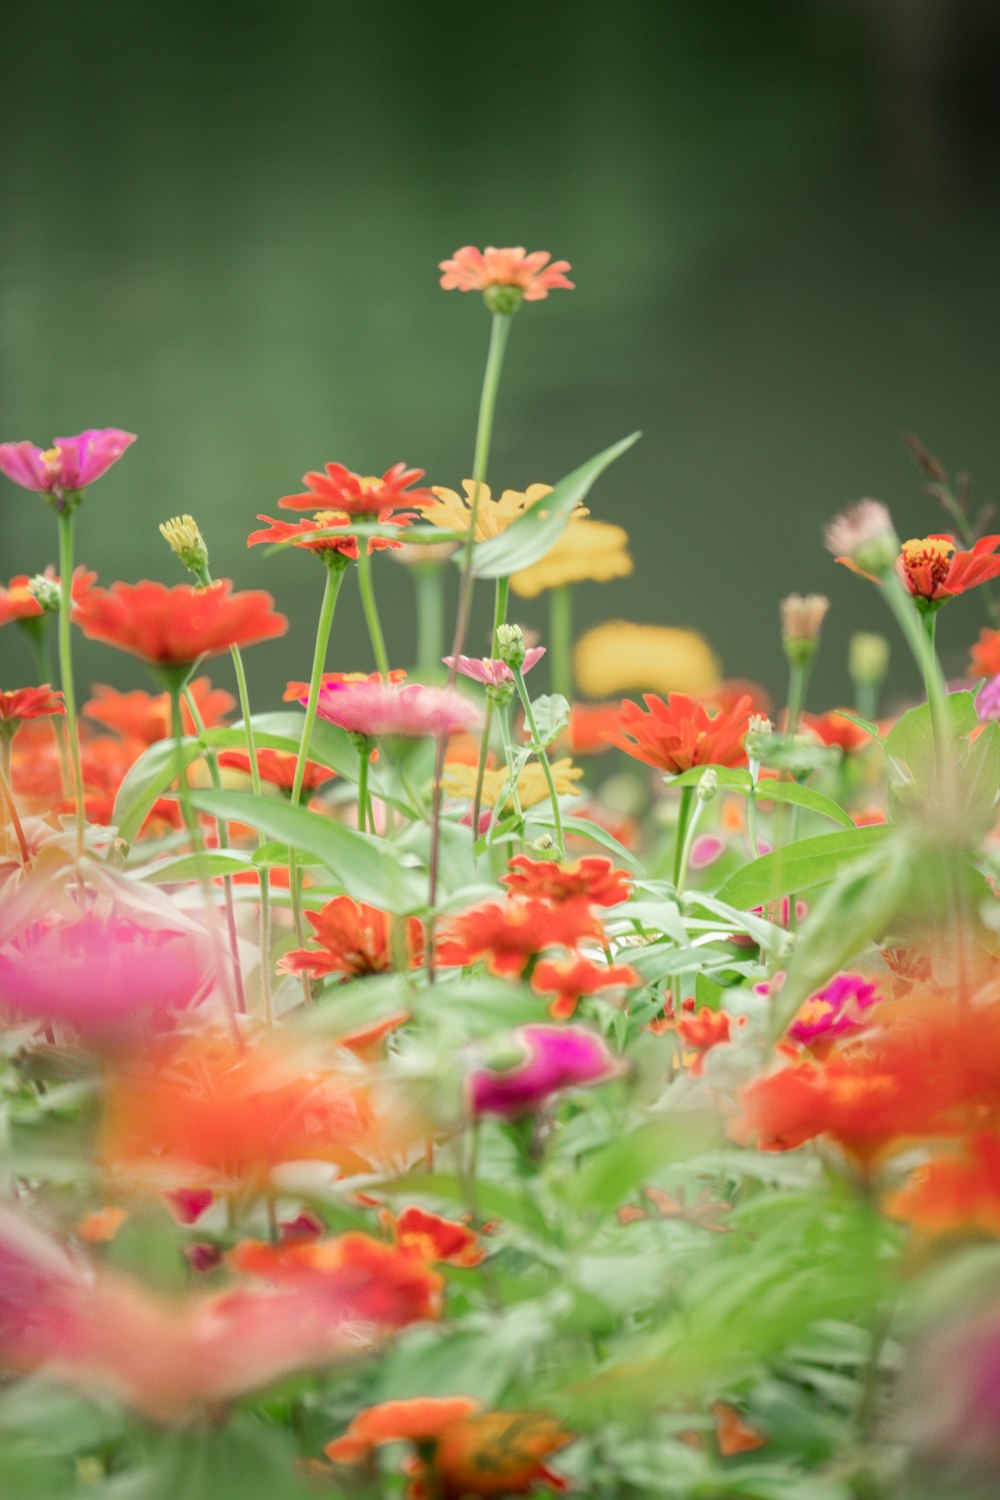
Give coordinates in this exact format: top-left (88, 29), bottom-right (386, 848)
top-left (419, 480), bottom-right (587, 544)
top-left (574, 621), bottom-right (720, 699)
top-left (509, 518), bottom-right (633, 598)
top-left (443, 757), bottom-right (584, 811)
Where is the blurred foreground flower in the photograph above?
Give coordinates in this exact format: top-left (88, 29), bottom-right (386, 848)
top-left (510, 518), bottom-right (633, 597)
top-left (469, 1023), bottom-right (618, 1117)
top-left (574, 621), bottom-right (720, 699)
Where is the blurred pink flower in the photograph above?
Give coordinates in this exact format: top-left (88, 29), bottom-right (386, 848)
top-left (443, 647), bottom-right (546, 687)
top-left (0, 916), bottom-right (211, 1040)
top-left (0, 429), bottom-right (136, 498)
top-left (310, 680), bottom-right (481, 740)
top-left (469, 1024), bottom-right (618, 1118)
top-left (439, 247), bottom-right (574, 301)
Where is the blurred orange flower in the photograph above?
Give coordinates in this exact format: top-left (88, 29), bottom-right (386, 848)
top-left (280, 896), bottom-right (423, 980)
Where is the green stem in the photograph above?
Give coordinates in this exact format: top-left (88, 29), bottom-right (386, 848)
top-left (357, 744), bottom-right (370, 833)
top-left (549, 585), bottom-right (573, 701)
top-left (471, 700), bottom-right (495, 839)
top-left (227, 643), bottom-right (272, 1026)
top-left (785, 658), bottom-right (811, 738)
top-left (881, 573), bottom-right (950, 751)
top-left (672, 787), bottom-right (695, 889)
top-left (56, 511), bottom-right (85, 855)
top-left (496, 707), bottom-right (524, 825)
top-left (27, 624), bottom-right (71, 793)
top-left (356, 545), bottom-right (390, 679)
top-left (490, 576), bottom-right (510, 657)
top-left (414, 564), bottom-right (446, 679)
top-left (512, 666), bottom-right (563, 857)
top-left (674, 794), bottom-right (706, 895)
top-left (855, 680), bottom-right (879, 725)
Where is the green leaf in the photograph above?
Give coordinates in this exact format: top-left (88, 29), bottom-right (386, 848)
top-left (754, 780), bottom-right (855, 830)
top-left (884, 690), bottom-right (979, 783)
top-left (567, 1121), bottom-right (717, 1216)
top-left (769, 840), bottom-right (914, 1037)
top-left (834, 708), bottom-right (884, 745)
top-left (113, 737), bottom-right (201, 844)
top-left (663, 766), bottom-right (752, 791)
top-left (528, 693), bottom-right (570, 748)
top-left (715, 826), bottom-right (894, 910)
top-left (527, 811), bottom-right (644, 873)
top-left (204, 713), bottom-right (360, 780)
top-left (470, 431), bottom-right (640, 578)
top-left (136, 850), bottom-right (256, 883)
top-left (189, 789), bottom-right (426, 913)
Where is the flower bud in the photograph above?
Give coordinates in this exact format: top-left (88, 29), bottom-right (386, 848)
top-left (531, 833), bottom-right (556, 853)
top-left (696, 768), bottom-right (719, 803)
top-left (496, 623), bottom-right (526, 671)
top-left (823, 499), bottom-right (899, 576)
top-left (483, 285), bottom-right (524, 316)
top-left (849, 631), bottom-right (890, 686)
top-left (27, 574), bottom-right (62, 613)
top-left (159, 515), bottom-right (209, 576)
top-left (780, 593), bottom-right (829, 666)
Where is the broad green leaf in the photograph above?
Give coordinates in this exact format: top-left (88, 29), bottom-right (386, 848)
top-left (113, 737), bottom-right (202, 844)
top-left (204, 713), bottom-right (360, 779)
top-left (884, 690), bottom-right (979, 783)
top-left (528, 693), bottom-right (570, 748)
top-left (754, 780), bottom-right (855, 830)
top-left (470, 431), bottom-right (640, 578)
top-left (566, 1121), bottom-right (718, 1215)
top-left (663, 766), bottom-right (752, 791)
top-left (715, 825), bottom-right (894, 910)
top-left (189, 789), bottom-right (426, 913)
top-left (136, 849), bottom-right (255, 883)
top-left (527, 811), bottom-right (644, 873)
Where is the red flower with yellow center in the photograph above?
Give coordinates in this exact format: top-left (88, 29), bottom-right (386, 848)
top-left (839, 532), bottom-right (1000, 607)
top-left (279, 461), bottom-right (434, 517)
top-left (436, 899), bottom-right (604, 979)
top-left (885, 1132), bottom-right (1000, 1238)
top-left (531, 954), bottom-right (640, 1020)
top-left (607, 692), bottom-right (752, 774)
top-left (228, 1232), bottom-right (443, 1327)
top-left (502, 853), bottom-right (632, 908)
top-left (73, 580), bottom-right (287, 666)
top-left (84, 677), bottom-right (234, 744)
top-left (325, 1398), bottom-right (572, 1499)
top-left (0, 685), bottom-right (64, 727)
top-left (279, 896), bottom-right (423, 980)
top-left (383, 1206), bottom-right (485, 1267)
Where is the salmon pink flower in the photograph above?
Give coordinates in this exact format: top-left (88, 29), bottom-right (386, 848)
top-left (469, 1023), bottom-right (618, 1117)
top-left (502, 853), bottom-right (632, 908)
top-left (436, 899), bottom-right (603, 978)
top-left (73, 580), bottom-right (287, 668)
top-left (443, 647), bottom-right (546, 687)
top-left (439, 245), bottom-right (574, 309)
top-left (280, 461), bottom-right (434, 516)
top-left (607, 691), bottom-right (752, 773)
top-left (976, 675), bottom-right (1000, 723)
top-left (0, 428), bottom-right (135, 507)
top-left (0, 685), bottom-right (64, 731)
top-left (311, 678), bottom-right (480, 740)
top-left (531, 954), bottom-right (640, 1019)
top-left (280, 895), bottom-right (423, 980)
top-left (0, 915), bottom-right (210, 1041)
top-left (282, 668), bottom-right (407, 702)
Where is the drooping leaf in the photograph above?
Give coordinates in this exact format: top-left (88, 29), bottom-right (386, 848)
top-left (715, 826), bottom-right (894, 910)
top-left (112, 737), bottom-right (202, 844)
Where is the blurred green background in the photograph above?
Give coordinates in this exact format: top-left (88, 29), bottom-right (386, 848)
top-left (3, 0), bottom-right (1000, 712)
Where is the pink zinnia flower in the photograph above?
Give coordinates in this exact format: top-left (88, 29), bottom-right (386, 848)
top-left (310, 680), bottom-right (481, 740)
top-left (279, 462), bottom-right (433, 517)
top-left (976, 675), bottom-right (1000, 722)
top-left (439, 247), bottom-right (574, 302)
top-left (0, 916), bottom-right (211, 1041)
top-left (0, 429), bottom-right (136, 500)
top-left (755, 971), bottom-right (881, 1049)
top-left (442, 647), bottom-right (545, 687)
top-left (469, 1024), bottom-right (618, 1118)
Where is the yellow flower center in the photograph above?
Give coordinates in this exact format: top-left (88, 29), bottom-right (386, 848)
top-left (900, 536), bottom-right (954, 589)
top-left (40, 446), bottom-right (62, 473)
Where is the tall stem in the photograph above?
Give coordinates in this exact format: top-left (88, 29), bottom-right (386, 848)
top-left (512, 665), bottom-right (563, 857)
top-left (357, 744), bottom-right (370, 833)
top-left (672, 787), bottom-right (695, 889)
top-left (548, 585), bottom-right (573, 701)
top-left (881, 575), bottom-right (950, 750)
top-left (57, 511), bottom-right (85, 855)
top-left (27, 626), bottom-right (71, 795)
top-left (356, 545), bottom-right (390, 678)
top-left (785, 658), bottom-right (811, 738)
top-left (472, 581), bottom-right (513, 837)
top-left (0, 758), bottom-right (28, 863)
top-left (227, 643), bottom-right (271, 1023)
top-left (414, 564), bottom-right (446, 679)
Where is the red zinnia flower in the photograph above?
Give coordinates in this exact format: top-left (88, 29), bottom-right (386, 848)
top-left (606, 692), bottom-right (752, 774)
top-left (0, 685), bottom-right (64, 726)
top-left (502, 853), bottom-right (632, 908)
top-left (531, 954), bottom-right (640, 1019)
top-left (676, 1007), bottom-right (735, 1075)
top-left (84, 677), bottom-right (234, 744)
top-left (216, 747), bottom-right (335, 793)
top-left (73, 580), bottom-right (287, 666)
top-left (436, 899), bottom-right (604, 979)
top-left (885, 1132), bottom-right (1000, 1238)
top-left (383, 1206), bottom-right (485, 1268)
top-left (248, 509), bottom-right (415, 558)
top-left (279, 462), bottom-right (434, 517)
top-left (840, 532), bottom-right (1000, 605)
top-left (439, 246), bottom-right (574, 301)
top-left (970, 628), bottom-right (1000, 680)
top-left (279, 896), bottom-right (423, 980)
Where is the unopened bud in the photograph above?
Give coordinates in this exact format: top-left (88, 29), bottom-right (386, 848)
top-left (745, 715), bottom-right (773, 768)
top-left (696, 768), bottom-right (719, 802)
top-left (159, 515), bottom-right (209, 576)
top-left (849, 631), bottom-right (890, 686)
top-left (496, 623), bottom-right (526, 670)
top-left (823, 499), bottom-right (899, 576)
top-left (531, 833), bottom-right (556, 853)
top-left (27, 574), bottom-right (62, 613)
top-left (780, 593), bottom-right (829, 665)
top-left (483, 284), bottom-right (524, 316)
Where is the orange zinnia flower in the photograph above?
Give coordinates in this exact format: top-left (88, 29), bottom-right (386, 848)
top-left (0, 685), bottom-right (64, 726)
top-left (73, 580), bottom-right (287, 666)
top-left (531, 954), bottom-right (640, 1020)
top-left (383, 1205), bottom-right (485, 1267)
top-left (436, 899), bottom-right (604, 978)
top-left (228, 1231), bottom-right (443, 1326)
top-left (326, 1398), bottom-right (572, 1498)
top-left (0, 566), bottom-right (95, 627)
top-left (502, 853), bottom-right (632, 908)
top-left (84, 677), bottom-right (234, 744)
top-left (216, 746), bottom-right (335, 792)
top-left (676, 1007), bottom-right (735, 1075)
top-left (970, 628), bottom-right (1000, 680)
top-left (280, 896), bottom-right (423, 980)
top-left (567, 701), bottom-right (621, 756)
top-left (839, 532), bottom-right (1000, 607)
top-left (607, 692), bottom-right (752, 774)
top-left (248, 508), bottom-right (413, 558)
top-left (279, 461), bottom-right (434, 517)
top-left (439, 246), bottom-right (574, 302)
top-left (800, 709), bottom-right (872, 755)
top-left (885, 1132), bottom-right (1000, 1238)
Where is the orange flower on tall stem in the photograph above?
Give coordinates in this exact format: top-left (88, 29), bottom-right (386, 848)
top-left (73, 580), bottom-right (287, 668)
top-left (0, 566), bottom-right (95, 627)
top-left (280, 896), bottom-right (423, 980)
top-left (279, 462), bottom-right (434, 516)
top-left (838, 532), bottom-right (1000, 608)
top-left (607, 692), bottom-right (752, 774)
top-left (248, 509), bottom-right (414, 557)
top-left (502, 853), bottom-right (632, 908)
top-left (0, 686), bottom-right (65, 728)
top-left (439, 246), bottom-right (574, 303)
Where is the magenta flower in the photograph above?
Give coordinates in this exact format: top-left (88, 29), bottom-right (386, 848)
top-left (976, 675), bottom-right (1000, 722)
top-left (0, 429), bottom-right (136, 502)
top-left (755, 971), bottom-right (881, 1048)
top-left (310, 680), bottom-right (481, 740)
top-left (443, 647), bottom-right (546, 688)
top-left (469, 1024), bottom-right (618, 1118)
top-left (0, 916), bottom-right (211, 1042)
